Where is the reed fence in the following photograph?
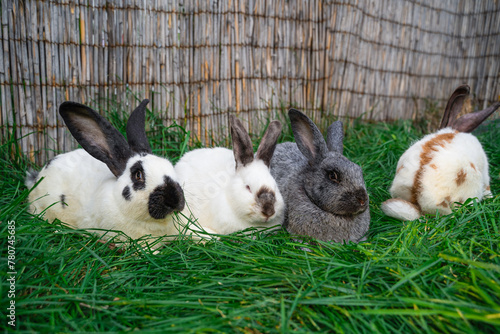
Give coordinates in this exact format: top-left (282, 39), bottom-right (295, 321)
top-left (1, 0), bottom-right (499, 164)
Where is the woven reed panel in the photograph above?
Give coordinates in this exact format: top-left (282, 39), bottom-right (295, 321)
top-left (1, 0), bottom-right (499, 163)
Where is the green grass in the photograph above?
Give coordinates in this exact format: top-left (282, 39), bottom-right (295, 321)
top-left (1, 105), bottom-right (500, 333)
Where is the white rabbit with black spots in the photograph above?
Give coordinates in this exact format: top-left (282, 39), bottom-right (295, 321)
top-left (26, 100), bottom-right (185, 240)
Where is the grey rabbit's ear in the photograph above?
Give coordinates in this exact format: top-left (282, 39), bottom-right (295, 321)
top-left (59, 102), bottom-right (132, 177)
top-left (439, 84), bottom-right (470, 130)
top-left (126, 99), bottom-right (152, 154)
top-left (229, 115), bottom-right (254, 168)
top-left (326, 121), bottom-right (344, 154)
top-left (288, 109), bottom-right (328, 162)
top-left (256, 120), bottom-right (282, 167)
top-left (452, 101), bottom-right (500, 133)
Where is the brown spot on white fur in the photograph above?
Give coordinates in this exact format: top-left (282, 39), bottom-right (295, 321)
top-left (438, 200), bottom-right (449, 208)
top-left (455, 169), bottom-right (467, 186)
top-left (470, 162), bottom-right (476, 171)
top-left (411, 132), bottom-right (456, 207)
top-left (429, 164), bottom-right (437, 169)
top-left (438, 196), bottom-right (452, 209)
top-left (486, 185), bottom-right (491, 191)
top-left (396, 164), bottom-right (404, 174)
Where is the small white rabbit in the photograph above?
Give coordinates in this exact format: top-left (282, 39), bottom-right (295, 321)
top-left (174, 115), bottom-right (285, 236)
top-left (381, 85), bottom-right (500, 221)
top-left (26, 99), bottom-right (185, 240)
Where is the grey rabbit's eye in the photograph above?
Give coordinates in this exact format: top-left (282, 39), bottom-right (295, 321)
top-left (135, 170), bottom-right (144, 181)
top-left (328, 171), bottom-right (340, 183)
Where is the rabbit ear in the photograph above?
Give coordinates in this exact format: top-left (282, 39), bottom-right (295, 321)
top-left (326, 121), bottom-right (344, 154)
top-left (230, 115), bottom-right (254, 168)
top-left (255, 120), bottom-right (282, 167)
top-left (452, 101), bottom-right (500, 133)
top-left (439, 84), bottom-right (470, 129)
top-left (289, 109), bottom-right (328, 162)
top-left (126, 99), bottom-right (152, 154)
top-left (59, 102), bottom-right (132, 177)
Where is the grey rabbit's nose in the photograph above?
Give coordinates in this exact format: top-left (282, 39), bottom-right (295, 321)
top-left (355, 189), bottom-right (368, 206)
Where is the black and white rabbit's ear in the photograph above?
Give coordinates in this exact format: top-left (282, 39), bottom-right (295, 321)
top-left (256, 120), bottom-right (282, 167)
top-left (126, 99), bottom-right (152, 154)
top-left (59, 102), bottom-right (132, 177)
top-left (326, 121), bottom-right (344, 154)
top-left (288, 109), bottom-right (328, 162)
top-left (229, 115), bottom-right (254, 168)
top-left (451, 101), bottom-right (500, 133)
top-left (439, 84), bottom-right (470, 130)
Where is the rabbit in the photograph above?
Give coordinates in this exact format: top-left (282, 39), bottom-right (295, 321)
top-left (269, 109), bottom-right (370, 243)
top-left (381, 84), bottom-right (500, 221)
top-left (25, 99), bottom-right (185, 241)
top-left (174, 115), bottom-right (285, 236)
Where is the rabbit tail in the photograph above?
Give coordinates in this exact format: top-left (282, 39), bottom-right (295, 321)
top-left (381, 198), bottom-right (421, 221)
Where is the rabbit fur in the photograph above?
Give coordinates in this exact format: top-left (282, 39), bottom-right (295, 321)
top-left (26, 100), bottom-right (185, 241)
top-left (270, 109), bottom-right (370, 243)
top-left (174, 115), bottom-right (285, 237)
top-left (381, 84), bottom-right (500, 221)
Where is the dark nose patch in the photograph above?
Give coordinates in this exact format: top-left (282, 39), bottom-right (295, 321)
top-left (355, 188), bottom-right (368, 207)
top-left (256, 187), bottom-right (276, 218)
top-left (148, 176), bottom-right (185, 219)
top-left (338, 188), bottom-right (368, 215)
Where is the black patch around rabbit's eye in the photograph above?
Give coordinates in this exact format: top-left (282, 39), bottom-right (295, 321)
top-left (122, 186), bottom-right (131, 201)
top-left (130, 161), bottom-right (146, 190)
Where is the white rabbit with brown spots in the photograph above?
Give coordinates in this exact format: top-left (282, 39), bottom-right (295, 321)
top-left (381, 85), bottom-right (500, 221)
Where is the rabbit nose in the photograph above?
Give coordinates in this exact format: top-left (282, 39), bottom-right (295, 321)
top-left (257, 187), bottom-right (276, 219)
top-left (148, 176), bottom-right (185, 219)
top-left (355, 189), bottom-right (368, 207)
top-left (262, 206), bottom-right (275, 219)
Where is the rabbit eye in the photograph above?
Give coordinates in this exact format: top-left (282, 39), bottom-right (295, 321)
top-left (328, 171), bottom-right (339, 183)
top-left (246, 185), bottom-right (252, 193)
top-left (135, 170), bottom-right (144, 181)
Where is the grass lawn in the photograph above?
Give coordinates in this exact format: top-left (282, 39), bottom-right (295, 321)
top-left (1, 104), bottom-right (499, 333)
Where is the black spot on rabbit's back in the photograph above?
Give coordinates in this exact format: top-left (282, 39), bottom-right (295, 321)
top-left (148, 176), bottom-right (185, 219)
top-left (130, 160), bottom-right (146, 190)
top-left (60, 194), bottom-right (67, 208)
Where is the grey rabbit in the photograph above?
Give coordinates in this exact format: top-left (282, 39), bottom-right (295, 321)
top-left (270, 109), bottom-right (370, 243)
